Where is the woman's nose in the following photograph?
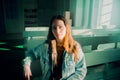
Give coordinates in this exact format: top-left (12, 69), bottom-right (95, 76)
top-left (56, 27), bottom-right (60, 33)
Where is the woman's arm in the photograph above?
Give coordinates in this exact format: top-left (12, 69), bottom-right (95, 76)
top-left (22, 46), bottom-right (41, 79)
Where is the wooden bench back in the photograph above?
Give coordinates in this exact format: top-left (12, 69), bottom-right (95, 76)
top-left (23, 28), bottom-right (120, 67)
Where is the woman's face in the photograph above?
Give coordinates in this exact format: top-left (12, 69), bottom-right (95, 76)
top-left (52, 19), bottom-right (66, 43)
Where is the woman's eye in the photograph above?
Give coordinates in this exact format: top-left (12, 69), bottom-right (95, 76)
top-left (59, 26), bottom-right (63, 29)
top-left (59, 26), bottom-right (62, 28)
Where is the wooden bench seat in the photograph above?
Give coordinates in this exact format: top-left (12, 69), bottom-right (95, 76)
top-left (23, 28), bottom-right (120, 79)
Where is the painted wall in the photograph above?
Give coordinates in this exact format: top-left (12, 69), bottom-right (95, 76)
top-left (111, 0), bottom-right (120, 27)
top-left (0, 0), bottom-right (5, 33)
top-left (2, 0), bottom-right (70, 33)
top-left (37, 0), bottom-right (69, 26)
top-left (3, 0), bottom-right (24, 33)
top-left (2, 0), bottom-right (120, 34)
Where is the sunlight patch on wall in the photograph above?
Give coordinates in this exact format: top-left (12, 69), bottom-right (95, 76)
top-left (100, 0), bottom-right (113, 27)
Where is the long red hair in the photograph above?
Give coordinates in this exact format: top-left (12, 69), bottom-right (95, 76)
top-left (46, 15), bottom-right (79, 65)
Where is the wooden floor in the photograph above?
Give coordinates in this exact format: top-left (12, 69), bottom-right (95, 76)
top-left (84, 62), bottom-right (120, 80)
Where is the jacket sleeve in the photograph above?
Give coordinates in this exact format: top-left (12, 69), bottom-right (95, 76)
top-left (65, 47), bottom-right (87, 80)
top-left (22, 45), bottom-right (41, 66)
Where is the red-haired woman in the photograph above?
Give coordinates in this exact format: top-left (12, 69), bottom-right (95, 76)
top-left (23, 15), bottom-right (87, 80)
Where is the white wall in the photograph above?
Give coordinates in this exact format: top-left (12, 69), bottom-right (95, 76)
top-left (111, 0), bottom-right (120, 26)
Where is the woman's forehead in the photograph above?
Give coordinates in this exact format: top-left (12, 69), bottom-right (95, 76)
top-left (52, 19), bottom-right (65, 25)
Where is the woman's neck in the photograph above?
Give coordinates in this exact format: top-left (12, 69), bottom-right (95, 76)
top-left (56, 39), bottom-right (64, 46)
top-left (57, 42), bottom-right (63, 47)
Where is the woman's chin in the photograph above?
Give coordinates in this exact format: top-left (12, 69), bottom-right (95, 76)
top-left (56, 38), bottom-right (63, 42)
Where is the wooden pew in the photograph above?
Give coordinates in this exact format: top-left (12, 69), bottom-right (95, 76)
top-left (23, 30), bottom-right (120, 66)
top-left (23, 29), bottom-right (120, 79)
top-left (24, 35), bottom-right (120, 66)
top-left (74, 35), bottom-right (120, 67)
top-left (74, 35), bottom-right (120, 80)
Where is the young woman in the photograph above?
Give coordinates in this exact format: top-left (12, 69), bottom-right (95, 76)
top-left (23, 15), bottom-right (87, 80)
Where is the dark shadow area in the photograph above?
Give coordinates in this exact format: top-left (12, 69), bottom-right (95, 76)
top-left (0, 39), bottom-right (26, 80)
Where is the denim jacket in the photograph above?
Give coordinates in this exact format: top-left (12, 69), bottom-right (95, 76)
top-left (23, 42), bottom-right (87, 80)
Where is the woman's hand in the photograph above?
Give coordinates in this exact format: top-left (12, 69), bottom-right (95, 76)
top-left (24, 64), bottom-right (32, 80)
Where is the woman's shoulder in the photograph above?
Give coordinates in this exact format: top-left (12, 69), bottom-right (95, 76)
top-left (33, 42), bottom-right (48, 51)
top-left (74, 40), bottom-right (84, 56)
top-left (74, 40), bottom-right (82, 48)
